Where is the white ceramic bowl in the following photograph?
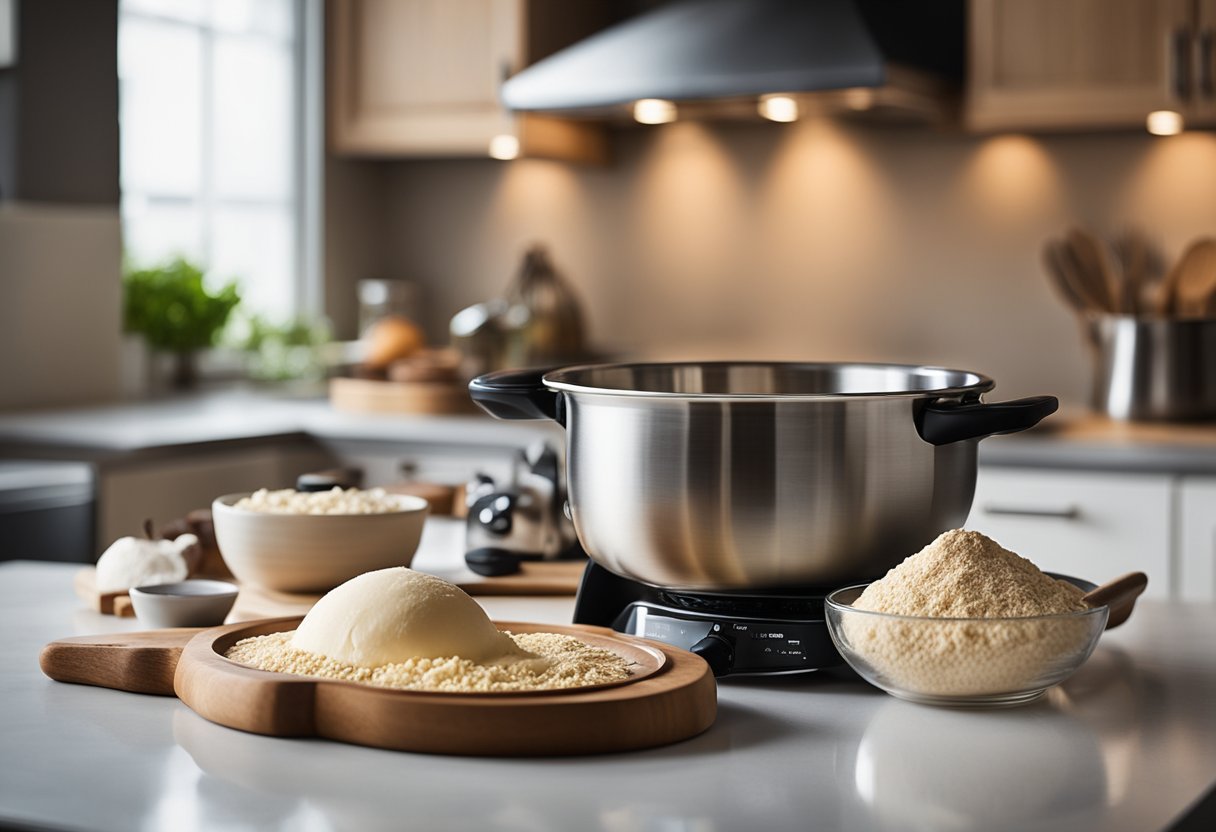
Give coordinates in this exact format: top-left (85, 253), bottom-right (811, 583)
top-left (211, 492), bottom-right (429, 593)
top-left (129, 580), bottom-right (239, 628)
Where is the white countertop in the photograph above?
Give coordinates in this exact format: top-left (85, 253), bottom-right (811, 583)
top-left (1, 556), bottom-right (1214, 831)
top-left (3, 391), bottom-right (1216, 474)
top-left (0, 389), bottom-right (556, 456)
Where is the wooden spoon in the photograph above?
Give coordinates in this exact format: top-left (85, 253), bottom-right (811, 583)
top-left (1065, 228), bottom-right (1118, 314)
top-left (1163, 238), bottom-right (1216, 318)
top-left (1042, 241), bottom-right (1094, 315)
top-left (1082, 571), bottom-right (1148, 630)
top-left (1111, 229), bottom-right (1165, 316)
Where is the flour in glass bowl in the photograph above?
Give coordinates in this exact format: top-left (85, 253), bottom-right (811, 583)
top-left (842, 530), bottom-right (1093, 696)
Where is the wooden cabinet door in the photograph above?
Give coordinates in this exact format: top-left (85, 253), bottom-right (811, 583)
top-left (1193, 0), bottom-right (1216, 123)
top-left (967, 0), bottom-right (1193, 131)
top-left (1179, 477), bottom-right (1216, 604)
top-left (329, 0), bottom-right (520, 155)
top-left (966, 468), bottom-right (1173, 600)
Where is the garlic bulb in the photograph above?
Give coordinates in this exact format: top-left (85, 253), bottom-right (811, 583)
top-left (95, 534), bottom-right (197, 593)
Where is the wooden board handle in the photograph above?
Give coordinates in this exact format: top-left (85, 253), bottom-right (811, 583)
top-left (39, 629), bottom-right (200, 696)
top-left (1083, 572), bottom-right (1149, 630)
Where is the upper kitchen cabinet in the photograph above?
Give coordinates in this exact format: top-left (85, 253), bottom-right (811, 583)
top-left (328, 0), bottom-right (613, 163)
top-left (965, 0), bottom-right (1214, 132)
top-left (1194, 0), bottom-right (1216, 123)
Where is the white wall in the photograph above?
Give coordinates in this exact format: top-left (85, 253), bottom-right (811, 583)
top-left (0, 203), bottom-right (122, 409)
top-left (374, 123), bottom-right (1216, 407)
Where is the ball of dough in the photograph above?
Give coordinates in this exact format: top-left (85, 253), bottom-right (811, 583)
top-left (291, 567), bottom-right (518, 667)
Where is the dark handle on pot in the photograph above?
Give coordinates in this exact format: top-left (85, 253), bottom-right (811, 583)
top-left (468, 368), bottom-right (564, 424)
top-left (917, 395), bottom-right (1058, 446)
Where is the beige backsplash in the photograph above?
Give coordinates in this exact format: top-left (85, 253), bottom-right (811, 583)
top-left (333, 121), bottom-right (1216, 408)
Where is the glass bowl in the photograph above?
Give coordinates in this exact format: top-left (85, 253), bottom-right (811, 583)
top-left (825, 584), bottom-right (1109, 707)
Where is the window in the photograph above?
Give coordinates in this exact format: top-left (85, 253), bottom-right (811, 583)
top-left (118, 0), bottom-right (319, 321)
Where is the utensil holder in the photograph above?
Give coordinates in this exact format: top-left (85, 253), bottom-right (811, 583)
top-left (1089, 316), bottom-right (1216, 421)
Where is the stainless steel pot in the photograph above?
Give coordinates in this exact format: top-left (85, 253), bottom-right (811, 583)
top-left (470, 362), bottom-right (1057, 591)
top-left (1089, 316), bottom-right (1216, 421)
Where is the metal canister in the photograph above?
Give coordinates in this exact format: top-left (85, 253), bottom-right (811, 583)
top-left (1089, 316), bottom-right (1216, 421)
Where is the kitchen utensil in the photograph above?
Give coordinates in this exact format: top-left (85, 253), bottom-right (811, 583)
top-left (211, 493), bottom-right (429, 593)
top-left (1081, 571), bottom-right (1148, 629)
top-left (128, 580), bottom-right (238, 628)
top-left (470, 362), bottom-right (1058, 591)
top-left (1110, 229), bottom-right (1167, 315)
top-left (1167, 238), bottom-right (1216, 318)
top-left (1043, 241), bottom-right (1097, 316)
top-left (465, 547), bottom-right (523, 576)
top-left (824, 572), bottom-right (1128, 707)
top-left (1089, 317), bottom-right (1216, 420)
top-left (1064, 228), bottom-right (1118, 313)
top-left (465, 442), bottom-right (578, 562)
top-left (39, 618), bottom-right (716, 756)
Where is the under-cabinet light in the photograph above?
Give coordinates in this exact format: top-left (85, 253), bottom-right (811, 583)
top-left (759, 94), bottom-right (799, 122)
top-left (633, 98), bottom-right (677, 124)
top-left (1146, 110), bottom-right (1184, 136)
top-left (489, 134), bottom-right (520, 160)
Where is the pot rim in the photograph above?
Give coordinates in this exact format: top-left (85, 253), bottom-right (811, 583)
top-left (543, 361), bottom-right (996, 401)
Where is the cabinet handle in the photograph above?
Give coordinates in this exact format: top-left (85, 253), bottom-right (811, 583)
top-left (1199, 29), bottom-right (1215, 99)
top-left (981, 504), bottom-right (1080, 520)
top-left (1168, 27), bottom-right (1193, 100)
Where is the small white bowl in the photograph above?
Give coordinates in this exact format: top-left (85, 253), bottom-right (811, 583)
top-left (129, 580), bottom-right (239, 628)
top-left (211, 492), bottom-right (429, 593)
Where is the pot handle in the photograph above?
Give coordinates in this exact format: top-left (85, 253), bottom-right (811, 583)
top-left (917, 395), bottom-right (1058, 446)
top-left (468, 368), bottom-right (564, 424)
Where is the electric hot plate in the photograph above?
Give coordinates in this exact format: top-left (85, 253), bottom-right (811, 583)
top-left (573, 561), bottom-right (849, 677)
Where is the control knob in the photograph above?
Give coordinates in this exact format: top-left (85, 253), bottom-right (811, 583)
top-left (690, 633), bottom-right (734, 677)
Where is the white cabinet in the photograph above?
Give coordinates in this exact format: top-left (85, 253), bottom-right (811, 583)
top-left (1179, 477), bottom-right (1216, 603)
top-left (966, 468), bottom-right (1173, 600)
top-left (97, 442), bottom-right (333, 551)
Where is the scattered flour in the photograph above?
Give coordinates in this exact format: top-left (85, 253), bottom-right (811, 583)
top-left (226, 630), bottom-right (633, 693)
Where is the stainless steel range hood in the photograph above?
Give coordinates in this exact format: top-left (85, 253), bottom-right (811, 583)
top-left (502, 0), bottom-right (963, 123)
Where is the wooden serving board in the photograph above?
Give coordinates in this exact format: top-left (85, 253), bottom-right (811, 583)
top-left (76, 560), bottom-right (586, 623)
top-left (40, 618), bottom-right (716, 757)
top-left (330, 377), bottom-right (478, 415)
top-left (227, 561), bottom-right (586, 621)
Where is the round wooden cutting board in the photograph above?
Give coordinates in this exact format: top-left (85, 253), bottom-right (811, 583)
top-left (41, 618), bottom-right (717, 757)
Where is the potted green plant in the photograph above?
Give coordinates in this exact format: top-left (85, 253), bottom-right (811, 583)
top-left (236, 313), bottom-right (332, 382)
top-left (123, 258), bottom-right (241, 388)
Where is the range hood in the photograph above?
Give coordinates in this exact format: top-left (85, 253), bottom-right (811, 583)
top-left (501, 0), bottom-right (963, 123)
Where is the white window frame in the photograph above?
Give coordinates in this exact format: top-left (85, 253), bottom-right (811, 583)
top-left (118, 0), bottom-right (323, 321)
